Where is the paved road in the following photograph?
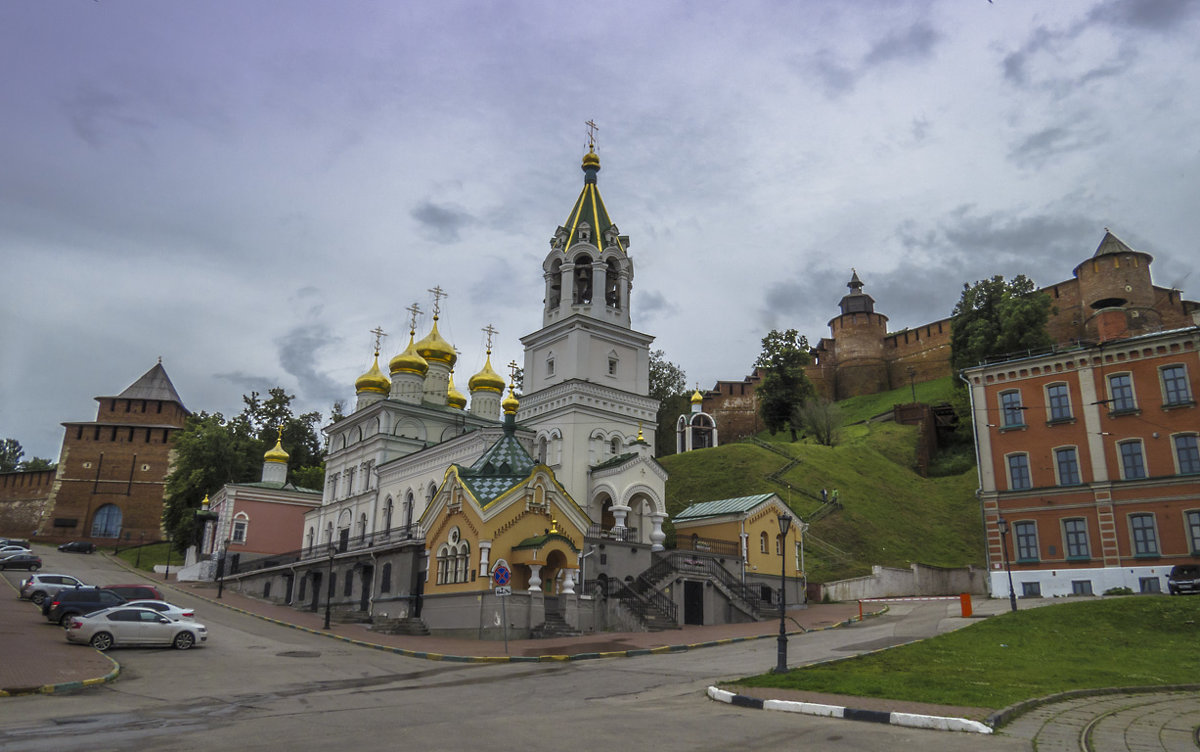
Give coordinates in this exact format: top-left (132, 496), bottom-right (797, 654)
top-left (2, 548), bottom-right (1197, 751)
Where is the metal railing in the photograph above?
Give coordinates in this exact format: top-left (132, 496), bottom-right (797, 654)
top-left (660, 551), bottom-right (764, 615)
top-left (585, 573), bottom-right (677, 625)
top-left (225, 525), bottom-right (424, 576)
top-left (584, 524), bottom-right (639, 543)
top-left (676, 535), bottom-right (740, 557)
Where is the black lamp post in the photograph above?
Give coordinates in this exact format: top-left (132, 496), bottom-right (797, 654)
top-left (135, 532), bottom-right (146, 569)
top-left (164, 533), bottom-right (173, 581)
top-left (216, 539), bottom-right (230, 599)
top-left (997, 517), bottom-right (1017, 613)
top-left (323, 542), bottom-right (336, 630)
top-left (774, 513), bottom-right (793, 674)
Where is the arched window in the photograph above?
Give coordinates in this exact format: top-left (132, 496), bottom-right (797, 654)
top-left (537, 436), bottom-right (548, 465)
top-left (775, 534), bottom-right (783, 556)
top-left (306, 527), bottom-right (315, 551)
top-left (573, 253), bottom-right (593, 303)
top-left (358, 513), bottom-right (368, 540)
top-left (383, 498), bottom-right (394, 530)
top-left (759, 531), bottom-right (768, 554)
top-left (404, 492), bottom-right (415, 529)
top-left (91, 504), bottom-right (122, 538)
top-left (344, 569), bottom-right (354, 597)
top-left (436, 528), bottom-right (470, 584)
top-left (605, 259), bottom-right (620, 308)
top-left (610, 437), bottom-right (621, 455)
top-left (231, 512), bottom-right (249, 544)
top-left (381, 563), bottom-right (393, 593)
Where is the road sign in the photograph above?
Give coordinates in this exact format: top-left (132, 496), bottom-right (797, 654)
top-left (494, 586), bottom-right (511, 596)
top-left (492, 560), bottom-right (511, 587)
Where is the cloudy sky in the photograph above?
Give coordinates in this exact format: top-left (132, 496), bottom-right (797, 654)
top-left (3, 1), bottom-right (1198, 462)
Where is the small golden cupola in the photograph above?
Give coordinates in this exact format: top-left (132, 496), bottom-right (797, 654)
top-left (355, 350), bottom-right (391, 396)
top-left (502, 383), bottom-right (520, 416)
top-left (469, 353), bottom-right (506, 394)
top-left (446, 369), bottom-right (467, 410)
top-left (690, 388), bottom-right (704, 405)
top-left (389, 329), bottom-right (429, 377)
top-left (264, 427), bottom-right (290, 464)
top-left (262, 426), bottom-right (289, 484)
top-left (415, 315), bottom-right (457, 368)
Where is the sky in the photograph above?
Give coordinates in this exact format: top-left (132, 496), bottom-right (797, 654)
top-left (3, 1), bottom-right (1198, 463)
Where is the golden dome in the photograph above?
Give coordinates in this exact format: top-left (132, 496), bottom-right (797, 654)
top-left (389, 332), bottom-right (429, 376)
top-left (582, 148), bottom-right (600, 170)
top-left (502, 385), bottom-right (520, 415)
top-left (446, 371), bottom-right (467, 410)
top-left (415, 317), bottom-right (457, 367)
top-left (690, 389), bottom-right (704, 405)
top-left (468, 353), bottom-right (506, 393)
top-left (355, 353), bottom-right (391, 395)
top-left (264, 432), bottom-right (289, 464)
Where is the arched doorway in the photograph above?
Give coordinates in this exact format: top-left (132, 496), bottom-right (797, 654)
top-left (91, 504), bottom-right (123, 538)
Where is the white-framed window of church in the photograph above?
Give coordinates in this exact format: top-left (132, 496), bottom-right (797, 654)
top-left (610, 437), bottom-right (621, 455)
top-left (231, 513), bottom-right (249, 544)
top-left (546, 352), bottom-right (555, 377)
top-left (537, 436), bottom-right (548, 464)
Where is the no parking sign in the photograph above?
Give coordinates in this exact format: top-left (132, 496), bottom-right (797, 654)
top-left (492, 559), bottom-right (511, 595)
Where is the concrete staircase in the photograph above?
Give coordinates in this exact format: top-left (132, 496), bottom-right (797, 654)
top-left (370, 616), bottom-right (431, 635)
top-left (530, 611), bottom-right (581, 638)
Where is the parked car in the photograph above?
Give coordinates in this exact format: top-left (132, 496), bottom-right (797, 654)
top-left (104, 584), bottom-right (164, 601)
top-left (0, 545), bottom-right (31, 556)
top-left (0, 538), bottom-right (31, 549)
top-left (0, 552), bottom-right (42, 571)
top-left (65, 606), bottom-right (207, 650)
top-left (58, 541), bottom-right (97, 554)
top-left (1167, 564), bottom-right (1200, 595)
top-left (19, 573), bottom-right (87, 606)
top-left (124, 599), bottom-right (195, 621)
top-left (45, 588), bottom-right (127, 625)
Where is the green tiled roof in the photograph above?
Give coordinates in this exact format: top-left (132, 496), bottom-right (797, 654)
top-left (591, 451), bottom-right (638, 471)
top-left (512, 532), bottom-right (579, 552)
top-left (556, 150), bottom-right (625, 257)
top-left (455, 426), bottom-right (538, 505)
top-left (674, 493), bottom-right (777, 521)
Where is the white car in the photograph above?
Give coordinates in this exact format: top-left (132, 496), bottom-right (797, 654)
top-left (124, 599), bottom-right (195, 621)
top-left (65, 606), bottom-right (207, 651)
top-left (0, 545), bottom-right (31, 555)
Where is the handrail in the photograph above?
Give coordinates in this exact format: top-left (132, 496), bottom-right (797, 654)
top-left (663, 550), bottom-right (765, 614)
top-left (584, 524), bottom-right (639, 542)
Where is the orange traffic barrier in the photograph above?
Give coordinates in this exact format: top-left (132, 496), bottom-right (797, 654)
top-left (959, 592), bottom-right (972, 617)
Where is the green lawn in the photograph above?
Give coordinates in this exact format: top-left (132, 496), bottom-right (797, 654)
top-left (733, 597), bottom-right (1200, 709)
top-left (113, 542), bottom-right (178, 573)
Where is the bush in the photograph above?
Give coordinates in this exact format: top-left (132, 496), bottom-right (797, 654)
top-left (1104, 586), bottom-right (1134, 596)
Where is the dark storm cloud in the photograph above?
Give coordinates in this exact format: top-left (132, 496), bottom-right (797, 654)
top-left (758, 268), bottom-right (844, 333)
top-left (412, 200), bottom-right (476, 243)
top-left (275, 323), bottom-right (343, 407)
top-left (213, 370), bottom-right (279, 403)
top-left (1089, 0), bottom-right (1199, 32)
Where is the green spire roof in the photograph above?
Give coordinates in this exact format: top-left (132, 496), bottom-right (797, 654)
top-left (453, 426), bottom-right (538, 505)
top-left (555, 149), bottom-right (625, 256)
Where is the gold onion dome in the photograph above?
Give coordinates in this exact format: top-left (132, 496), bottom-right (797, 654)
top-left (446, 372), bottom-right (467, 410)
top-left (355, 352), bottom-right (391, 395)
top-left (264, 435), bottom-right (289, 465)
top-left (582, 148), bottom-right (600, 170)
top-left (690, 389), bottom-right (704, 405)
top-left (502, 385), bottom-right (520, 415)
top-left (469, 354), bottom-right (506, 393)
top-left (415, 317), bottom-right (457, 367)
top-left (389, 332), bottom-right (429, 376)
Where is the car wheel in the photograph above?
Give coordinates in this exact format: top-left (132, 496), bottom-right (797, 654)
top-left (30, 592), bottom-right (46, 606)
top-left (30, 563), bottom-right (40, 571)
top-left (59, 612), bottom-right (76, 627)
top-left (172, 631), bottom-right (196, 650)
top-left (90, 632), bottom-right (114, 651)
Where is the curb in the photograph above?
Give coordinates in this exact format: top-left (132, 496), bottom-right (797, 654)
top-left (0, 568), bottom-right (122, 698)
top-left (706, 686), bottom-right (993, 734)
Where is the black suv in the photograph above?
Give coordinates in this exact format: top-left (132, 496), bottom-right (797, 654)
top-left (1167, 565), bottom-right (1200, 595)
top-left (44, 588), bottom-right (127, 625)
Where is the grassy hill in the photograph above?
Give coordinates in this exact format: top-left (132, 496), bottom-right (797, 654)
top-left (660, 379), bottom-right (983, 583)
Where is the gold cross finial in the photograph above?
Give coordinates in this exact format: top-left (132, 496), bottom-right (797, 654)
top-left (481, 323), bottom-right (498, 353)
top-left (405, 302), bottom-right (423, 334)
top-left (427, 285), bottom-right (447, 318)
top-left (276, 425), bottom-right (284, 443)
top-left (369, 326), bottom-right (387, 355)
top-left (585, 119), bottom-right (598, 150)
top-left (507, 359), bottom-right (520, 381)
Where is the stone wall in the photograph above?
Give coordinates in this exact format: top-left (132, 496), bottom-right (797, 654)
top-left (818, 562), bottom-right (987, 601)
top-left (0, 470), bottom-right (55, 538)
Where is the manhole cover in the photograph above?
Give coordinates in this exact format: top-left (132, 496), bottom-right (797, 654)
top-left (276, 650), bottom-right (322, 658)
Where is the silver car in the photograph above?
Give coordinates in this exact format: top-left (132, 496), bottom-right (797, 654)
top-left (19, 573), bottom-right (88, 606)
top-left (64, 606), bottom-right (207, 651)
top-left (123, 599), bottom-right (196, 621)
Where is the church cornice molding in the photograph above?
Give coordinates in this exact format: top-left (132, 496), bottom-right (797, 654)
top-left (519, 314), bottom-right (655, 347)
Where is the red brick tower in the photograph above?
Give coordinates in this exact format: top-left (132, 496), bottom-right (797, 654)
top-left (827, 270), bottom-right (890, 399)
top-left (37, 362), bottom-right (189, 544)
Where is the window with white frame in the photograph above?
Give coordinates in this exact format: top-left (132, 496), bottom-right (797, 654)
top-left (1055, 447), bottom-right (1081, 485)
top-left (1119, 440), bottom-right (1147, 480)
top-left (1000, 390), bottom-right (1025, 428)
top-left (231, 514), bottom-right (249, 544)
top-left (1007, 453), bottom-right (1032, 490)
top-left (1107, 373), bottom-right (1136, 412)
top-left (546, 352), bottom-right (555, 377)
top-left (436, 527), bottom-right (470, 585)
top-left (1160, 364), bottom-right (1193, 407)
top-left (1014, 521), bottom-right (1038, 562)
top-left (1130, 513), bottom-right (1159, 557)
top-left (1071, 580), bottom-right (1093, 596)
top-left (1174, 433), bottom-right (1200, 475)
top-left (1046, 383), bottom-right (1072, 421)
top-left (1187, 510), bottom-right (1200, 554)
top-left (760, 531), bottom-right (768, 553)
top-left (1063, 518), bottom-right (1089, 559)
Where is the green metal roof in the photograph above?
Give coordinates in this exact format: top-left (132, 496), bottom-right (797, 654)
top-left (454, 421), bottom-right (538, 505)
top-left (555, 150), bottom-right (625, 257)
top-left (674, 493), bottom-right (777, 521)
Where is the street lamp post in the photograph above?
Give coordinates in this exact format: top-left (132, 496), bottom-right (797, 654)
top-left (164, 533), bottom-right (173, 581)
top-left (997, 517), bottom-right (1017, 613)
top-left (135, 532), bottom-right (146, 569)
top-left (323, 543), bottom-right (335, 630)
top-left (216, 539), bottom-right (230, 599)
top-left (774, 513), bottom-right (793, 674)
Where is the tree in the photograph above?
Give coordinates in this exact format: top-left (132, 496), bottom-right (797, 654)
top-left (1, 438), bottom-right (56, 472)
top-left (950, 275), bottom-right (1053, 373)
top-left (162, 389), bottom-right (326, 550)
top-left (795, 398), bottom-right (842, 446)
top-left (755, 329), bottom-right (816, 441)
top-left (649, 349), bottom-right (689, 456)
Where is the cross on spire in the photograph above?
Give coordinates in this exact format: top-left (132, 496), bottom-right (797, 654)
top-left (481, 323), bottom-right (498, 353)
top-left (585, 119), bottom-right (599, 150)
top-left (427, 285), bottom-right (447, 318)
top-left (405, 302), bottom-right (423, 334)
top-left (507, 359), bottom-right (520, 382)
top-left (369, 326), bottom-right (387, 355)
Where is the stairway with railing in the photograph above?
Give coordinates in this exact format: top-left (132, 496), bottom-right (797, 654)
top-left (657, 550), bottom-right (769, 619)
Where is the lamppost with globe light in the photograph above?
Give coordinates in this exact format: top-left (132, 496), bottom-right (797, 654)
top-left (997, 517), bottom-right (1018, 613)
top-left (774, 513), bottom-right (793, 674)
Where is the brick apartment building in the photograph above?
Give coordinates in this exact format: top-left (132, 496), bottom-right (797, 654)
top-left (962, 315), bottom-right (1199, 597)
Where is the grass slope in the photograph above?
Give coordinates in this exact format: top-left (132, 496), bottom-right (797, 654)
top-left (661, 416), bottom-right (983, 582)
top-left (735, 596), bottom-right (1200, 709)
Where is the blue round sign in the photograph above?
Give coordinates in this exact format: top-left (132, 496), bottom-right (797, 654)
top-left (493, 565), bottom-right (511, 586)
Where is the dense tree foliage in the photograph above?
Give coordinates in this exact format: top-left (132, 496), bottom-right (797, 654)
top-left (950, 274), bottom-right (1053, 373)
top-left (162, 389), bottom-right (325, 550)
top-left (755, 329), bottom-right (816, 441)
top-left (0, 438), bottom-right (56, 472)
top-left (795, 398), bottom-right (842, 447)
top-left (649, 349), bottom-right (689, 457)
